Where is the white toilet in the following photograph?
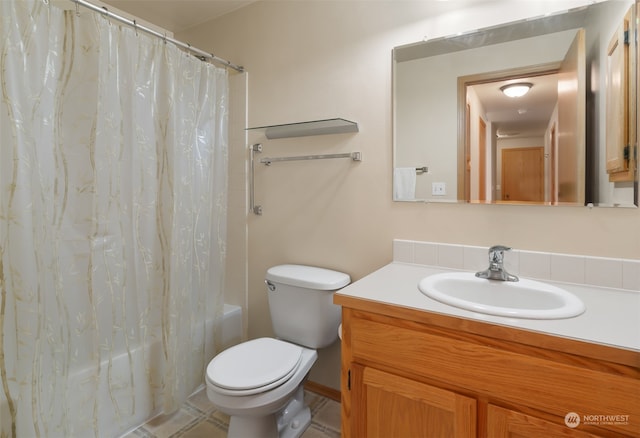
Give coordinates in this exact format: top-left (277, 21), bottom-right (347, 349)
top-left (205, 264), bottom-right (350, 438)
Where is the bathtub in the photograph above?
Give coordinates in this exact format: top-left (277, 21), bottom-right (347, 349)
top-left (0, 304), bottom-right (243, 438)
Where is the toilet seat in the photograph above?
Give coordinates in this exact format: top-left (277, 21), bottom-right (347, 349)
top-left (206, 338), bottom-right (303, 396)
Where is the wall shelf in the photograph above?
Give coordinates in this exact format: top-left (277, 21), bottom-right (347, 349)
top-left (247, 118), bottom-right (359, 139)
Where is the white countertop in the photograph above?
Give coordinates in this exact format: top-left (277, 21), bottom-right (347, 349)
top-left (336, 262), bottom-right (640, 352)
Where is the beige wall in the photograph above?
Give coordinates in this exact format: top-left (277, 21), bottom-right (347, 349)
top-left (180, 0), bottom-right (640, 390)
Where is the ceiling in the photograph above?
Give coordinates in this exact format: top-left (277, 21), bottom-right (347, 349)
top-left (100, 0), bottom-right (257, 33)
top-left (99, 0), bottom-right (493, 35)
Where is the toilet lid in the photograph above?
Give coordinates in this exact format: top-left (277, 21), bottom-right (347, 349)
top-left (207, 338), bottom-right (303, 393)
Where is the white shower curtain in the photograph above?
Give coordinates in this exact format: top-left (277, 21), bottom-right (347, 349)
top-left (0, 1), bottom-right (228, 436)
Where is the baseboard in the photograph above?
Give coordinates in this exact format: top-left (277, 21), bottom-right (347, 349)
top-left (304, 381), bottom-right (341, 402)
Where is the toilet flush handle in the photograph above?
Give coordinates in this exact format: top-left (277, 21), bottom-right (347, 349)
top-left (265, 280), bottom-right (276, 291)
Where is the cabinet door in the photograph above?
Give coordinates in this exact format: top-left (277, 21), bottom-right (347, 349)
top-left (487, 405), bottom-right (602, 438)
top-left (606, 8), bottom-right (634, 182)
top-left (352, 364), bottom-right (476, 438)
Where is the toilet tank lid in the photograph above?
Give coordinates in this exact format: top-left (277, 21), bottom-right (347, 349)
top-left (266, 264), bottom-right (350, 290)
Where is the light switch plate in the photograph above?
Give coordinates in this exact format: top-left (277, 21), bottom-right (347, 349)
top-left (432, 182), bottom-right (446, 196)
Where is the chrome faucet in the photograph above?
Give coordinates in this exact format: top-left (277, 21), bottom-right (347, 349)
top-left (475, 245), bottom-right (519, 282)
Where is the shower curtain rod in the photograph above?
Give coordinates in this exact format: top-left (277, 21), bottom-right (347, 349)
top-left (71, 0), bottom-right (245, 72)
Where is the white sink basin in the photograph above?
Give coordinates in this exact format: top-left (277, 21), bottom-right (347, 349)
top-left (418, 272), bottom-right (585, 319)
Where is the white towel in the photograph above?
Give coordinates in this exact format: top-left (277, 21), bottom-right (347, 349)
top-left (393, 167), bottom-right (416, 200)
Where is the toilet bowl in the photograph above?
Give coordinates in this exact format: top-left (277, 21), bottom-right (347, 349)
top-left (205, 265), bottom-right (350, 438)
top-left (206, 338), bottom-right (317, 437)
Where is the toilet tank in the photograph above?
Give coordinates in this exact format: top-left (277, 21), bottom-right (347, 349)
top-left (265, 264), bottom-right (350, 349)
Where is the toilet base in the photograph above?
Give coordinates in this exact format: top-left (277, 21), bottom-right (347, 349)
top-left (278, 386), bottom-right (311, 438)
top-left (228, 414), bottom-right (278, 438)
top-left (227, 386), bottom-right (311, 438)
top-left (280, 405), bottom-right (311, 438)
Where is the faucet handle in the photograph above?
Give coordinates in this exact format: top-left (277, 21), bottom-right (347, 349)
top-left (489, 245), bottom-right (511, 264)
top-left (489, 245), bottom-right (511, 253)
top-left (478, 245), bottom-right (518, 281)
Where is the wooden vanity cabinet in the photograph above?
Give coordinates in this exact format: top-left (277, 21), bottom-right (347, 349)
top-left (352, 364), bottom-right (476, 437)
top-left (336, 299), bottom-right (640, 438)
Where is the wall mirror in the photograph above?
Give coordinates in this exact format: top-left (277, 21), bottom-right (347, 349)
top-left (393, 0), bottom-right (638, 207)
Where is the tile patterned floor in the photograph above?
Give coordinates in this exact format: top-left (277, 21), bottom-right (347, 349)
top-left (123, 388), bottom-right (341, 438)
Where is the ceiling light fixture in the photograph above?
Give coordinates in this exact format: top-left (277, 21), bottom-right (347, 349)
top-left (500, 82), bottom-right (533, 98)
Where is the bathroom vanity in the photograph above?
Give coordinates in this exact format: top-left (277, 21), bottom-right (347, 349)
top-left (334, 263), bottom-right (640, 437)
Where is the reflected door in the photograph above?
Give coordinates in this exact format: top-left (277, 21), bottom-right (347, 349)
top-left (502, 147), bottom-right (544, 202)
top-left (557, 29), bottom-right (586, 203)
